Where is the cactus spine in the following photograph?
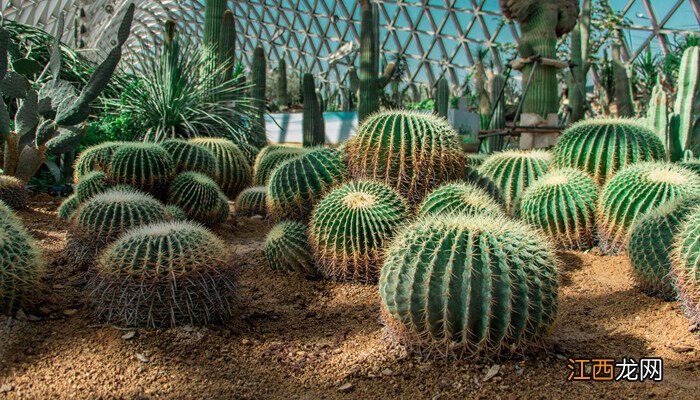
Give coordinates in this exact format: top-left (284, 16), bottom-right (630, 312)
top-left (161, 139), bottom-right (218, 178)
top-left (277, 58), bottom-right (288, 110)
top-left (251, 47), bottom-right (267, 148)
top-left (434, 76), bottom-right (449, 119)
top-left (253, 146), bottom-right (308, 185)
top-left (0, 175), bottom-right (28, 210)
top-left (358, 0), bottom-right (395, 121)
top-left (58, 194), bottom-right (80, 221)
top-left (419, 182), bottom-right (504, 218)
top-left (167, 172), bottom-right (230, 225)
top-left (672, 46), bottom-right (700, 158)
top-left (302, 73), bottom-right (325, 147)
top-left (75, 171), bottom-right (111, 203)
top-left (190, 138), bottom-right (252, 198)
top-left (672, 206), bottom-right (700, 326)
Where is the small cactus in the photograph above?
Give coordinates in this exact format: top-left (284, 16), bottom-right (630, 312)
top-left (253, 146), bottom-right (308, 185)
top-left (74, 171), bottom-right (111, 203)
top-left (57, 194), bottom-right (80, 221)
top-left (106, 143), bottom-right (175, 196)
top-left (190, 138), bottom-right (252, 198)
top-left (419, 182), bottom-right (504, 218)
top-left (73, 142), bottom-right (127, 181)
top-left (161, 139), bottom-right (218, 178)
top-left (433, 76), bottom-right (449, 119)
top-left (250, 47), bottom-right (267, 148)
top-left (234, 186), bottom-right (267, 218)
top-left (264, 221), bottom-right (316, 277)
top-left (672, 206), bottom-right (700, 326)
top-left (167, 172), bottom-right (229, 225)
top-left (0, 175), bottom-right (28, 209)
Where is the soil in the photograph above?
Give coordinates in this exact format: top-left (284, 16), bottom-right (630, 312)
top-left (1, 196), bottom-right (699, 399)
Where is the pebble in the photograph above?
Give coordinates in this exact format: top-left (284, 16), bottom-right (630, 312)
top-left (0, 384), bottom-right (14, 393)
top-left (121, 331), bottom-right (136, 340)
top-left (241, 339), bottom-right (252, 345)
top-left (62, 309), bottom-right (78, 316)
top-left (135, 353), bottom-right (150, 363)
top-left (337, 383), bottom-right (354, 393)
top-left (15, 309), bottom-right (28, 322)
top-left (382, 368), bottom-right (394, 376)
top-left (483, 365), bottom-right (500, 382)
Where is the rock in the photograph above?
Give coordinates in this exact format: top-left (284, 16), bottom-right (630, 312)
top-left (15, 309), bottom-right (28, 321)
top-left (483, 365), bottom-right (500, 382)
top-left (337, 383), bottom-right (354, 393)
top-left (668, 343), bottom-right (694, 353)
top-left (39, 307), bottom-right (52, 315)
top-left (121, 331), bottom-right (136, 340)
top-left (241, 339), bottom-right (252, 345)
top-left (0, 384), bottom-right (14, 393)
top-left (62, 309), bottom-right (78, 316)
top-left (135, 353), bottom-right (149, 363)
top-left (382, 368), bottom-right (394, 376)
top-left (27, 314), bottom-right (41, 322)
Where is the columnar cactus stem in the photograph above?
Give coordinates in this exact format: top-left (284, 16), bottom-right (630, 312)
top-left (251, 47), bottom-right (267, 148)
top-left (277, 58), bottom-right (288, 110)
top-left (204, 0), bottom-right (226, 50)
top-left (358, 0), bottom-right (395, 121)
top-left (302, 74), bottom-right (325, 147)
top-left (646, 79), bottom-right (668, 149)
top-left (218, 10), bottom-right (236, 80)
top-left (672, 46), bottom-right (700, 157)
top-left (612, 42), bottom-right (634, 117)
top-left (434, 76), bottom-right (449, 119)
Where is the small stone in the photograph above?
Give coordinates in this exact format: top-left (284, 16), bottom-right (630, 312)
top-left (337, 383), bottom-right (354, 393)
top-left (296, 351), bottom-right (307, 357)
top-left (0, 384), bottom-right (14, 393)
top-left (382, 368), bottom-right (394, 376)
top-left (431, 394), bottom-right (441, 400)
top-left (39, 307), bottom-right (52, 315)
top-left (121, 331), bottom-right (136, 340)
top-left (669, 343), bottom-right (694, 353)
top-left (15, 309), bottom-right (28, 321)
top-left (183, 325), bottom-right (194, 332)
top-left (135, 353), bottom-right (149, 363)
top-left (483, 365), bottom-right (500, 382)
top-left (27, 314), bottom-right (41, 322)
top-left (242, 339), bottom-right (252, 345)
top-left (62, 309), bottom-right (78, 316)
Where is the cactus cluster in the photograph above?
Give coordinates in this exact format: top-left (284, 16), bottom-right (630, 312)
top-left (419, 182), bottom-right (503, 218)
top-left (168, 172), bottom-right (229, 225)
top-left (597, 162), bottom-right (700, 255)
top-left (672, 206), bottom-right (700, 325)
top-left (0, 175), bottom-right (28, 210)
top-left (106, 143), bottom-right (175, 196)
top-left (520, 168), bottom-right (599, 250)
top-left (309, 181), bottom-right (408, 283)
top-left (234, 186), bottom-right (267, 218)
top-left (264, 221), bottom-right (316, 277)
top-left (74, 171), bottom-right (111, 203)
top-left (253, 146), bottom-right (308, 185)
top-left (161, 139), bottom-right (218, 178)
top-left (190, 138), bottom-right (252, 198)
top-left (74, 142), bottom-right (126, 181)
top-left (89, 221), bottom-right (237, 327)
top-left (379, 214), bottom-right (559, 358)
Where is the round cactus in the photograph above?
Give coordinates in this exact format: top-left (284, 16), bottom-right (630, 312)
top-left (264, 221), bottom-right (316, 277)
top-left (167, 172), bottom-right (230, 225)
top-left (253, 146), bottom-right (308, 185)
top-left (419, 182), bottom-right (504, 218)
top-left (74, 141), bottom-right (126, 181)
top-left (520, 168), bottom-right (599, 250)
top-left (189, 138), bottom-right (252, 198)
top-left (165, 204), bottom-right (188, 221)
top-left (0, 201), bottom-right (45, 313)
top-left (106, 143), bottom-right (175, 196)
top-left (89, 221), bottom-right (238, 327)
top-left (466, 153), bottom-right (489, 167)
top-left (478, 150), bottom-right (551, 215)
top-left (553, 118), bottom-right (667, 184)
top-left (309, 181), bottom-right (409, 283)
top-left (629, 196), bottom-right (700, 300)
top-left (345, 110), bottom-right (466, 204)
top-left (672, 207), bottom-right (700, 326)
top-left (598, 162), bottom-right (700, 255)
top-left (464, 165), bottom-right (504, 205)
top-left (0, 175), bottom-right (28, 210)
top-left (74, 171), bottom-right (111, 203)
top-left (236, 142), bottom-right (261, 166)
top-left (57, 194), bottom-right (80, 221)
top-left (680, 160), bottom-right (700, 175)
top-left (234, 186), bottom-right (268, 218)
top-left (379, 214), bottom-right (559, 358)
top-left (161, 139), bottom-right (218, 178)
top-left (267, 147), bottom-right (347, 222)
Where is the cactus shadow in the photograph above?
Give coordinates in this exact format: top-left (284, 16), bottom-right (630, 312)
top-left (557, 251), bottom-right (584, 287)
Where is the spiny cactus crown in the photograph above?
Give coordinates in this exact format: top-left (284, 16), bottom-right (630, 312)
top-left (419, 181), bottom-right (504, 218)
top-left (190, 138), bottom-right (252, 198)
top-left (161, 139), bottom-right (218, 178)
top-left (106, 143), bottom-right (175, 195)
top-left (57, 194), bottom-right (80, 221)
top-left (671, 206), bottom-right (700, 325)
top-left (75, 170), bottom-right (111, 203)
top-left (264, 220), bottom-right (316, 277)
top-left (253, 146), bottom-right (309, 185)
top-left (167, 171), bottom-right (229, 225)
top-left (234, 186), bottom-right (268, 218)
top-left (0, 175), bottom-right (28, 210)
top-left (74, 141), bottom-right (127, 181)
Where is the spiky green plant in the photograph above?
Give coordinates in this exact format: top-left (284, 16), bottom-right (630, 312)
top-left (89, 221), bottom-right (237, 328)
top-left (203, 0), bottom-right (226, 49)
top-left (464, 165), bottom-right (504, 206)
top-left (358, 0), bottom-right (395, 121)
top-left (612, 43), bottom-right (635, 117)
top-left (161, 139), bottom-right (218, 178)
top-left (478, 150), bottom-right (551, 215)
top-left (74, 171), bottom-right (111, 203)
top-left (419, 182), bottom-right (504, 218)
top-left (264, 221), bottom-right (316, 277)
top-left (434, 76), bottom-right (449, 119)
top-left (379, 214), bottom-right (559, 358)
top-left (646, 79), bottom-right (668, 147)
top-left (167, 172), bottom-right (229, 225)
top-left (106, 143), bottom-right (174, 196)
top-left (218, 9), bottom-right (236, 80)
top-left (309, 181), bottom-right (409, 283)
top-left (0, 201), bottom-right (44, 313)
top-left (73, 142), bottom-right (127, 181)
top-left (234, 186), bottom-right (267, 218)
top-left (671, 46), bottom-right (699, 158)
top-left (672, 206), bottom-right (700, 325)
top-left (277, 58), bottom-right (288, 110)
top-left (629, 196), bottom-right (700, 300)
top-left (302, 73), bottom-right (325, 147)
top-left (345, 110), bottom-right (466, 204)
top-left (253, 146), bottom-right (308, 185)
top-left (552, 118), bottom-right (666, 184)
top-left (165, 204), bottom-right (188, 222)
top-left (267, 148), bottom-right (347, 222)
top-left (236, 142), bottom-right (260, 166)
top-left (597, 162), bottom-right (700, 255)
top-left (520, 168), bottom-right (599, 250)
top-left (189, 138), bottom-right (252, 198)
top-left (0, 175), bottom-right (28, 210)
top-left (57, 194), bottom-right (80, 221)
top-left (466, 153), bottom-right (488, 167)
top-left (251, 47), bottom-right (267, 147)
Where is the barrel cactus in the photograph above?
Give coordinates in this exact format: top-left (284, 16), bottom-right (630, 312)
top-left (106, 143), bottom-right (175, 196)
top-left (478, 150), bottom-right (551, 215)
top-left (161, 139), bottom-right (218, 178)
top-left (165, 204), bottom-right (188, 222)
top-left (0, 202), bottom-right (44, 313)
top-left (234, 186), bottom-right (267, 218)
top-left (0, 175), bottom-right (28, 209)
top-left (309, 181), bottom-right (409, 283)
top-left (629, 196), bottom-right (700, 299)
top-left (464, 165), bottom-right (504, 206)
top-left (520, 168), bottom-right (599, 250)
top-left (379, 214), bottom-right (559, 358)
top-left (74, 171), bottom-right (111, 203)
top-left (597, 162), bottom-right (700, 255)
top-left (167, 172), bottom-right (229, 225)
top-left (253, 146), bottom-right (308, 185)
top-left (264, 221), bottom-right (316, 277)
top-left (267, 148), bottom-right (347, 222)
top-left (74, 142), bottom-right (126, 181)
top-left (190, 138), bottom-right (252, 198)
top-left (345, 110), bottom-right (466, 204)
top-left (89, 221), bottom-right (238, 327)
top-left (419, 182), bottom-right (504, 218)
top-left (467, 154), bottom-right (488, 167)
top-left (236, 142), bottom-right (260, 166)
top-left (672, 207), bottom-right (700, 325)
top-left (57, 195), bottom-right (80, 221)
top-left (553, 118), bottom-right (666, 184)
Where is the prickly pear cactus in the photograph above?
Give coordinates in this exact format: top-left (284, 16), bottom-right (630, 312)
top-left (234, 186), bottom-right (267, 218)
top-left (190, 138), bottom-right (252, 198)
top-left (253, 146), bottom-right (308, 185)
top-left (0, 175), bottom-right (28, 209)
top-left (672, 206), bottom-right (700, 325)
top-left (75, 171), bottom-right (111, 203)
top-left (167, 172), bottom-right (229, 226)
top-left (264, 221), bottom-right (316, 277)
top-left (106, 143), bottom-right (175, 196)
top-left (520, 168), bottom-right (599, 250)
top-left (57, 194), bottom-right (80, 221)
top-left (309, 181), bottom-right (409, 283)
top-left (161, 139), bottom-right (218, 178)
top-left (419, 182), bottom-right (504, 218)
top-left (379, 214), bottom-right (559, 358)
top-left (74, 142), bottom-right (127, 181)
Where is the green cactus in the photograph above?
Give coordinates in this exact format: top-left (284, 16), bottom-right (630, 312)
top-left (57, 194), bottom-right (80, 221)
top-left (74, 171), bottom-right (111, 203)
top-left (203, 0), bottom-right (226, 50)
top-left (0, 175), bottom-right (28, 210)
top-left (309, 180), bottom-right (409, 283)
top-left (73, 142), bottom-right (127, 181)
top-left (568, 0), bottom-right (591, 123)
top-left (672, 46), bottom-right (700, 157)
top-left (236, 141), bottom-right (261, 166)
top-left (520, 168), bottom-right (599, 250)
top-left (464, 164), bottom-right (504, 206)
top-left (0, 201), bottom-right (44, 313)
top-left (552, 118), bottom-right (666, 184)
top-left (419, 182), bottom-right (504, 218)
top-left (434, 76), bottom-right (449, 119)
top-left (611, 42), bottom-right (634, 117)
top-left (253, 146), bottom-right (308, 185)
top-left (302, 73), bottom-right (325, 147)
top-left (251, 47), bottom-right (267, 148)
top-left (106, 143), bottom-right (175, 196)
top-left (264, 221), bottom-right (316, 277)
top-left (345, 110), bottom-right (466, 205)
top-left (486, 74), bottom-right (506, 152)
top-left (358, 0), bottom-right (395, 121)
top-left (466, 153), bottom-right (488, 167)
top-left (277, 58), bottom-right (288, 110)
top-left (190, 138), bottom-right (252, 198)
top-left (167, 172), bottom-right (229, 225)
top-left (680, 151), bottom-right (700, 175)
top-left (646, 79), bottom-right (668, 148)
top-left (165, 204), bottom-right (188, 222)
top-left (478, 150), bottom-right (551, 215)
top-left (379, 214), bottom-right (559, 358)
top-left (234, 186), bottom-right (267, 218)
top-left (89, 221), bottom-right (237, 327)
top-left (597, 162), bottom-right (700, 255)
top-left (218, 9), bottom-right (236, 80)
top-left (267, 147), bottom-right (347, 222)
top-left (628, 196), bottom-right (700, 300)
top-left (672, 205), bottom-right (700, 325)
top-left (161, 139), bottom-right (218, 178)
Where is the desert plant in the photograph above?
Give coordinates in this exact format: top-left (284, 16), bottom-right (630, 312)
top-left (74, 171), bottom-right (111, 203)
top-left (277, 58), bottom-right (288, 110)
top-left (234, 186), bottom-right (267, 218)
top-left (167, 172), bottom-right (229, 225)
top-left (253, 146), bottom-right (308, 185)
top-left (309, 180), bottom-right (409, 283)
top-left (670, 46), bottom-right (699, 159)
top-left (672, 205), bottom-right (700, 326)
top-left (433, 76), bottom-right (449, 119)
top-left (466, 153), bottom-right (489, 167)
top-left (203, 0), bottom-right (226, 49)
top-left (264, 221), bottom-right (316, 277)
top-left (302, 73), bottom-right (325, 147)
top-left (218, 9), bottom-right (237, 80)
top-left (0, 175), bottom-right (28, 209)
top-left (161, 139), bottom-right (218, 178)
top-left (463, 165), bottom-right (505, 206)
top-left (73, 141), bottom-right (127, 181)
top-left (418, 182), bottom-right (504, 218)
top-left (646, 79), bottom-right (668, 147)
top-left (379, 213), bottom-right (559, 358)
top-left (189, 138), bottom-right (252, 198)
top-left (237, 142), bottom-right (261, 166)
top-left (165, 204), bottom-right (188, 221)
top-left (106, 143), bottom-right (175, 196)
top-left (250, 47), bottom-right (267, 147)
top-left (611, 42), bottom-right (634, 117)
top-left (57, 194), bottom-right (79, 221)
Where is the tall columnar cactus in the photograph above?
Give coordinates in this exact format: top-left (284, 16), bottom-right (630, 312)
top-left (487, 74), bottom-right (506, 152)
top-left (434, 76), bottom-right (449, 119)
top-left (680, 151), bottom-right (700, 174)
top-left (498, 0), bottom-right (579, 118)
top-left (234, 186), bottom-right (268, 218)
top-left (478, 150), bottom-right (551, 215)
top-left (277, 58), bottom-right (288, 110)
top-left (264, 221), bottom-right (316, 277)
top-left (106, 143), bottom-right (175, 197)
top-left (345, 110), bottom-right (466, 205)
top-left (302, 73), bottom-right (325, 147)
top-left (552, 118), bottom-right (666, 184)
top-left (0, 201), bottom-right (44, 314)
top-left (672, 206), bottom-right (700, 325)
top-left (57, 194), bottom-right (80, 221)
top-left (379, 214), bottom-right (559, 358)
top-left (190, 138), bottom-right (252, 198)
top-left (73, 142), bottom-right (127, 181)
top-left (203, 0), bottom-right (226, 50)
top-left (309, 181), bottom-right (409, 283)
top-left (0, 175), bottom-right (28, 210)
top-left (161, 139), bottom-right (218, 178)
top-left (74, 171), bottom-right (111, 203)
top-left (218, 9), bottom-right (236, 80)
top-left (358, 0), bottom-right (395, 121)
top-left (629, 196), bottom-right (700, 300)
top-left (520, 168), bottom-right (599, 250)
top-left (251, 47), bottom-right (268, 148)
top-left (646, 79), bottom-right (668, 148)
top-left (267, 148), bottom-right (347, 222)
top-left (89, 221), bottom-right (238, 327)
top-left (672, 46), bottom-right (700, 158)
top-left (419, 182), bottom-right (504, 218)
top-left (568, 0), bottom-right (591, 123)
top-left (168, 172), bottom-right (230, 225)
top-left (253, 146), bottom-right (308, 185)
top-left (597, 162), bottom-right (700, 255)
top-left (611, 42), bottom-right (634, 117)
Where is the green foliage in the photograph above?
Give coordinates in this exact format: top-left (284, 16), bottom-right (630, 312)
top-left (405, 99), bottom-right (435, 111)
top-left (234, 186), bottom-right (267, 218)
top-left (73, 141), bottom-right (127, 181)
top-left (167, 172), bottom-right (229, 225)
top-left (74, 171), bottom-right (111, 203)
top-left (57, 194), bottom-right (79, 221)
top-left (672, 205), bottom-right (700, 325)
top-left (302, 73), bottom-right (325, 147)
top-left (161, 139), bottom-right (218, 178)
top-left (190, 138), bottom-right (252, 198)
top-left (419, 182), bottom-right (503, 218)
top-left (379, 214), bottom-right (559, 358)
top-left (0, 175), bottom-right (28, 209)
top-left (106, 143), bottom-right (174, 196)
top-left (264, 221), bottom-right (316, 277)
top-left (253, 146), bottom-right (308, 185)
